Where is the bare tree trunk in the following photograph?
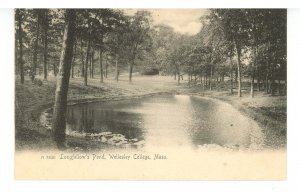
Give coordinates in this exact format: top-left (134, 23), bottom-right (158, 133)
top-left (209, 64), bottom-right (213, 90)
top-left (270, 64), bottom-right (275, 96)
top-left (265, 62), bottom-right (269, 93)
top-left (84, 40), bottom-right (90, 86)
top-left (230, 55), bottom-right (233, 94)
top-left (250, 69), bottom-right (255, 98)
top-left (91, 50), bottom-right (94, 78)
top-left (15, 28), bottom-right (19, 75)
top-left (234, 38), bottom-right (242, 97)
top-left (250, 46), bottom-right (257, 98)
top-left (200, 71), bottom-right (203, 84)
top-left (16, 9), bottom-right (24, 84)
top-left (115, 54), bottom-right (118, 82)
top-left (52, 9), bottom-right (76, 148)
top-left (32, 11), bottom-right (40, 75)
top-left (177, 72), bottom-right (180, 85)
top-left (257, 69), bottom-right (261, 91)
top-left (105, 54), bottom-right (108, 78)
top-left (80, 38), bottom-right (85, 77)
top-left (71, 39), bottom-right (77, 78)
top-left (129, 63), bottom-right (133, 83)
top-left (278, 79), bottom-right (281, 95)
top-left (283, 66), bottom-right (287, 95)
top-left (174, 73), bottom-right (176, 80)
top-left (43, 9), bottom-right (48, 81)
top-left (53, 54), bottom-right (57, 76)
top-left (235, 68), bottom-right (238, 83)
top-left (99, 49), bottom-right (103, 83)
top-left (89, 51), bottom-right (92, 78)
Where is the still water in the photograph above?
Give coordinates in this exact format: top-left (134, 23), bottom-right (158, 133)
top-left (66, 95), bottom-right (264, 149)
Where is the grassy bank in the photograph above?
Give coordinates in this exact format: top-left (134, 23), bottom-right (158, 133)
top-left (15, 75), bottom-right (167, 151)
top-left (178, 82), bottom-right (286, 149)
top-left (15, 75), bottom-right (286, 151)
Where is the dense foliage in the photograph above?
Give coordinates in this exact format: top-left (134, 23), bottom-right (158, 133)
top-left (15, 9), bottom-right (286, 96)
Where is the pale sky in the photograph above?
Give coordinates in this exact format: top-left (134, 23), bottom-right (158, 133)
top-left (123, 9), bottom-right (208, 35)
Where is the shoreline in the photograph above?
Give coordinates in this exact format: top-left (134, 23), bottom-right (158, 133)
top-left (15, 76), bottom-right (286, 151)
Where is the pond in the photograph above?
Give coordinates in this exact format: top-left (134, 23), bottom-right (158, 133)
top-left (65, 94), bottom-right (264, 150)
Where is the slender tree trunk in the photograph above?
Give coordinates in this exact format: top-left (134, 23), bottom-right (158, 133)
top-left (71, 39), bottom-right (77, 78)
top-left (91, 50), bottom-right (94, 78)
top-left (200, 71), bottom-right (203, 84)
top-left (43, 9), bottom-right (48, 81)
top-left (80, 38), bottom-right (85, 77)
top-left (105, 54), bottom-right (108, 78)
top-left (257, 68), bottom-right (261, 91)
top-left (209, 64), bottom-right (213, 90)
top-left (53, 54), bottom-right (57, 76)
top-left (52, 9), bottom-right (76, 148)
top-left (235, 68), bottom-right (238, 83)
top-left (202, 75), bottom-right (205, 90)
top-left (89, 52), bottom-right (92, 78)
top-left (278, 79), bottom-right (281, 95)
top-left (129, 63), bottom-right (133, 83)
top-left (177, 72), bottom-right (180, 85)
top-left (229, 55), bottom-right (234, 94)
top-left (234, 38), bottom-right (242, 97)
top-left (84, 40), bottom-right (90, 86)
top-left (18, 12), bottom-right (24, 83)
top-left (250, 69), bottom-right (255, 98)
top-left (32, 12), bottom-right (40, 75)
top-left (265, 62), bottom-right (269, 93)
top-left (250, 46), bottom-right (257, 98)
top-left (17, 10), bottom-right (24, 84)
top-left (99, 49), bottom-right (103, 83)
top-left (15, 28), bottom-right (19, 75)
top-left (115, 54), bottom-right (118, 82)
top-left (270, 64), bottom-right (275, 96)
top-left (283, 66), bottom-right (287, 95)
top-left (174, 73), bottom-right (176, 80)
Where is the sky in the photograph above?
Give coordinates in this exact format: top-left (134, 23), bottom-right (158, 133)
top-left (124, 9), bottom-right (208, 35)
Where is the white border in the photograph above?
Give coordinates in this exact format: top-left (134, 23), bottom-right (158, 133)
top-left (0, 0), bottom-right (299, 9)
top-left (1, 1), bottom-right (300, 191)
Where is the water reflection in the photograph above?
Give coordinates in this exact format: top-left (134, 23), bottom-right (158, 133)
top-left (66, 95), bottom-right (264, 149)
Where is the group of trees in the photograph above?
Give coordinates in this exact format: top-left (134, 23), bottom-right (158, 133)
top-left (152, 9), bottom-right (287, 97)
top-left (15, 9), bottom-right (153, 85)
top-left (15, 9), bottom-right (287, 97)
top-left (15, 9), bottom-right (286, 147)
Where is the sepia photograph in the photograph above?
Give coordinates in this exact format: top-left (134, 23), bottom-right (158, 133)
top-left (14, 8), bottom-right (287, 180)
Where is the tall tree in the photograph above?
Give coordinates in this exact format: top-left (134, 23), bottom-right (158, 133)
top-left (84, 29), bottom-right (90, 86)
top-left (71, 39), bottom-right (77, 78)
top-left (32, 9), bottom-right (42, 75)
top-left (91, 9), bottom-right (124, 83)
top-left (52, 9), bottom-right (76, 148)
top-left (211, 9), bottom-right (249, 97)
top-left (42, 9), bottom-right (49, 80)
top-left (106, 12), bottom-right (130, 82)
top-left (124, 11), bottom-right (152, 82)
top-left (16, 9), bottom-right (25, 84)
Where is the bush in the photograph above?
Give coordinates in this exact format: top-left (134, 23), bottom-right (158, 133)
top-left (141, 67), bottom-right (159, 75)
top-left (33, 79), bottom-right (43, 86)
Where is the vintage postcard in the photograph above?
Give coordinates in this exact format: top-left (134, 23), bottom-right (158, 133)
top-left (14, 8), bottom-right (287, 180)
